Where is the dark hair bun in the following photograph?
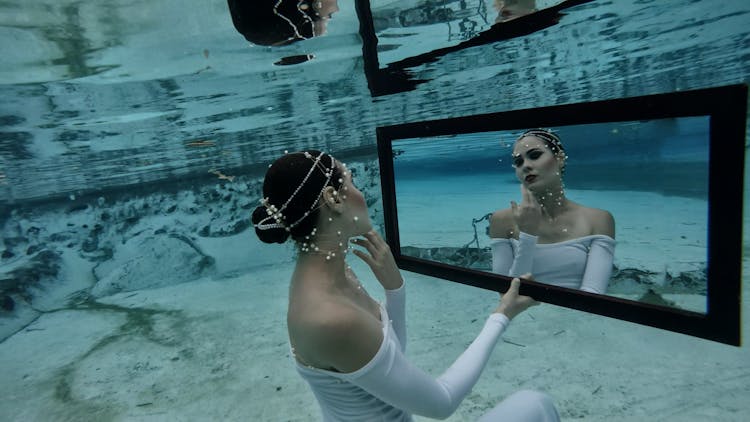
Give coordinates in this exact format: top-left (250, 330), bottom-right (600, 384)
top-left (251, 206), bottom-right (290, 244)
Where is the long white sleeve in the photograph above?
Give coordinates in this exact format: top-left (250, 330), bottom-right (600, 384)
top-left (384, 285), bottom-right (406, 352)
top-left (491, 232), bottom-right (537, 277)
top-left (579, 237), bottom-right (616, 294)
top-left (338, 313), bottom-right (510, 420)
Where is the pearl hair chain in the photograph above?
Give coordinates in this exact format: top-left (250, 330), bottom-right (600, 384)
top-left (256, 150), bottom-right (360, 263)
top-left (255, 151), bottom-right (338, 231)
top-left (271, 0), bottom-right (317, 44)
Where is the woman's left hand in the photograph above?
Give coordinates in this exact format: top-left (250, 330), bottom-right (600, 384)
top-left (350, 230), bottom-right (404, 290)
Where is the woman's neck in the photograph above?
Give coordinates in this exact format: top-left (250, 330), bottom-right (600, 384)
top-left (293, 234), bottom-right (352, 288)
top-left (533, 185), bottom-right (569, 219)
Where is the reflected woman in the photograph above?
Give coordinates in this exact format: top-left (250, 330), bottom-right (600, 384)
top-left (228, 0), bottom-right (339, 46)
top-left (252, 150), bottom-right (560, 421)
top-left (489, 129), bottom-right (616, 294)
top-left (492, 0), bottom-right (538, 23)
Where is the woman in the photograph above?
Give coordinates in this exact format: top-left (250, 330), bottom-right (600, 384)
top-left (490, 129), bottom-right (616, 294)
top-left (228, 0), bottom-right (339, 46)
top-left (252, 150), bottom-right (560, 421)
top-left (493, 0), bottom-right (538, 23)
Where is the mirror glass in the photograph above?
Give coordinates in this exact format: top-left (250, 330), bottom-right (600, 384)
top-left (368, 0), bottom-right (583, 67)
top-left (392, 117), bottom-right (709, 313)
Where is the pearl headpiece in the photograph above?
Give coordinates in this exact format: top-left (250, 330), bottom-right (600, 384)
top-left (271, 0), bottom-right (317, 45)
top-left (517, 128), bottom-right (565, 153)
top-left (254, 151), bottom-right (337, 232)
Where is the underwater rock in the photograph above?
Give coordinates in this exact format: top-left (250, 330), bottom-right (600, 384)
top-left (197, 219), bottom-right (250, 237)
top-left (0, 249), bottom-right (62, 300)
top-left (67, 203), bottom-right (89, 213)
top-left (668, 268), bottom-right (707, 295)
top-left (0, 156), bottom-right (380, 311)
top-left (0, 297), bottom-right (40, 342)
top-left (400, 246), bottom-right (491, 270)
top-left (1, 295), bottom-right (13, 311)
top-left (610, 267), bottom-right (659, 284)
top-left (638, 289), bottom-right (676, 308)
top-left (48, 232), bottom-right (72, 242)
top-left (26, 245), bottom-right (42, 255)
top-left (0, 248), bottom-right (65, 339)
top-left (608, 266), bottom-right (707, 296)
top-left (3, 236), bottom-right (26, 248)
top-left (81, 237), bottom-right (99, 253)
top-left (91, 232), bottom-right (216, 298)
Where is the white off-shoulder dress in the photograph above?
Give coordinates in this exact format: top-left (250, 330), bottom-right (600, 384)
top-left (294, 286), bottom-right (560, 422)
top-left (491, 232), bottom-right (616, 294)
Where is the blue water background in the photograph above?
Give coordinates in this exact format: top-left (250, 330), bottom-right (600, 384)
top-left (1, 0), bottom-right (749, 420)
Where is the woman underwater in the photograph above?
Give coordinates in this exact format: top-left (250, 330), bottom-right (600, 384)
top-left (252, 150), bottom-right (560, 421)
top-left (490, 129), bottom-right (616, 294)
top-left (227, 0), bottom-right (339, 46)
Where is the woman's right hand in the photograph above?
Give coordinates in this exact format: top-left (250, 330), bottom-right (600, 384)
top-left (351, 230), bottom-right (404, 291)
top-left (495, 275), bottom-right (539, 320)
top-left (510, 184), bottom-right (543, 235)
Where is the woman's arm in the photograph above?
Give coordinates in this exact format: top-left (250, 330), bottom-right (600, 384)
top-left (351, 230), bottom-right (407, 348)
top-left (317, 279), bottom-right (534, 419)
top-left (489, 209), bottom-right (537, 277)
top-left (384, 283), bottom-right (406, 352)
top-left (580, 210), bottom-right (616, 294)
top-left (491, 233), bottom-right (537, 277)
top-left (346, 312), bottom-right (510, 419)
top-left (580, 237), bottom-right (615, 294)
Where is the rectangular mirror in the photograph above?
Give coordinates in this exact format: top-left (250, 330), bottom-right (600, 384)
top-left (376, 85), bottom-right (746, 346)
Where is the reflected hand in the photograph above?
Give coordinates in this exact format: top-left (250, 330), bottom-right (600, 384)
top-left (510, 184), bottom-right (543, 235)
top-left (495, 274), bottom-right (539, 319)
top-left (351, 230), bottom-right (404, 290)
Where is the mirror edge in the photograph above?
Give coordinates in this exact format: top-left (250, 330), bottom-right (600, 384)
top-left (355, 0), bottom-right (596, 97)
top-left (376, 84), bottom-right (747, 346)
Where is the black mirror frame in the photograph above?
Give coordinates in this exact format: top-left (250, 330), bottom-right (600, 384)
top-left (376, 84), bottom-right (747, 346)
top-left (355, 0), bottom-right (594, 97)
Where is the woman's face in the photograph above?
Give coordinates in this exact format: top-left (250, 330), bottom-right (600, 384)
top-left (312, 0), bottom-right (339, 36)
top-left (493, 0), bottom-right (537, 22)
top-left (337, 162), bottom-right (372, 235)
top-left (317, 0), bottom-right (339, 18)
top-left (512, 136), bottom-right (563, 190)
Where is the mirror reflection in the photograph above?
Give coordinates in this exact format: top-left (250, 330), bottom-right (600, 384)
top-left (369, 0), bottom-right (577, 65)
top-left (393, 118), bottom-right (709, 313)
top-left (228, 0), bottom-right (340, 46)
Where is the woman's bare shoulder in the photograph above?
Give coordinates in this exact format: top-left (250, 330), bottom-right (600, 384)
top-left (489, 208), bottom-right (514, 238)
top-left (580, 206), bottom-right (615, 238)
top-left (289, 299), bottom-right (383, 373)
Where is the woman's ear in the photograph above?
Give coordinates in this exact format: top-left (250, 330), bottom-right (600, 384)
top-left (321, 186), bottom-right (344, 213)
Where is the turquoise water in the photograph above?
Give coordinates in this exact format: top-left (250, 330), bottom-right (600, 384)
top-left (1, 0), bottom-right (750, 420)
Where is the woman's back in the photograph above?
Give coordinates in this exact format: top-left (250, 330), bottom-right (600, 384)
top-left (293, 302), bottom-right (412, 422)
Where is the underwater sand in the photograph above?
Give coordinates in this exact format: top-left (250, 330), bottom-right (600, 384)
top-left (0, 181), bottom-right (746, 421)
top-left (0, 258), bottom-right (748, 421)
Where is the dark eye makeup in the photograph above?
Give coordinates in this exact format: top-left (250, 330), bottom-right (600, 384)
top-left (512, 148), bottom-right (544, 167)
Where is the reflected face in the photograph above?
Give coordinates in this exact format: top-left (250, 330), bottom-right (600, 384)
top-left (317, 0), bottom-right (339, 18)
top-left (312, 0), bottom-right (339, 35)
top-left (493, 0), bottom-right (537, 22)
top-left (512, 136), bottom-right (563, 190)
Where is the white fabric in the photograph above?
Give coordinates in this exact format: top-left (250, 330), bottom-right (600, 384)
top-left (491, 233), bottom-right (616, 294)
top-left (296, 285), bottom-right (554, 421)
top-left (478, 390), bottom-right (560, 422)
top-left (384, 285), bottom-right (406, 352)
